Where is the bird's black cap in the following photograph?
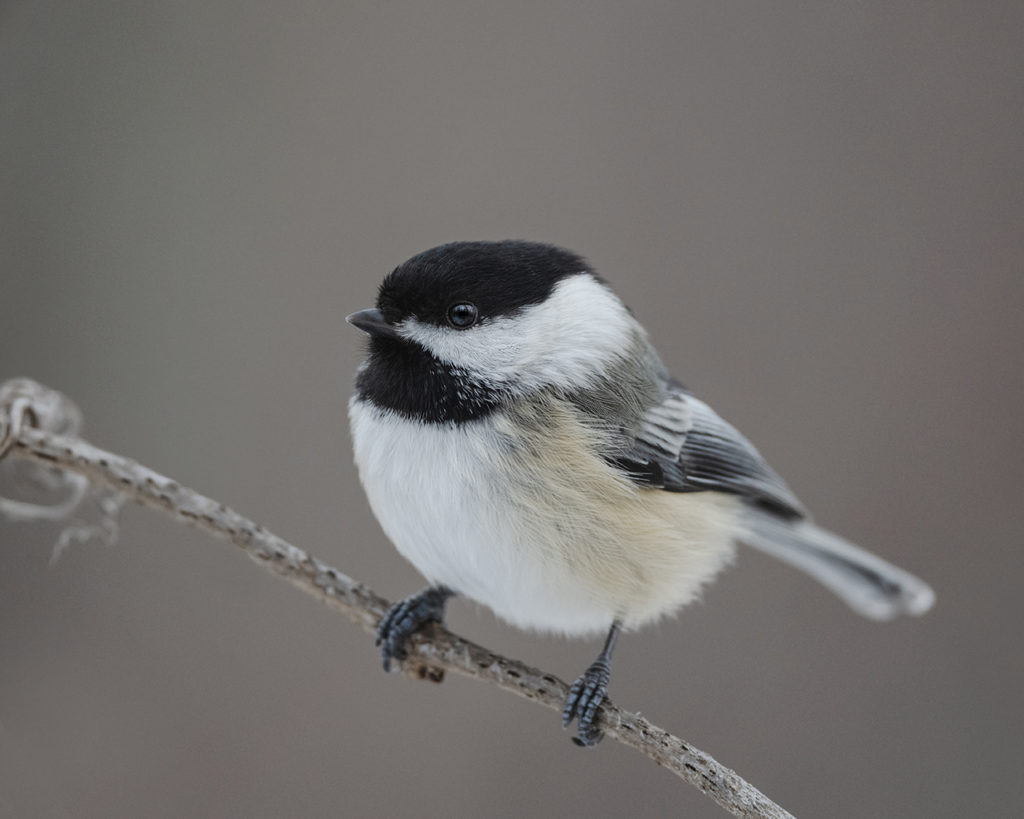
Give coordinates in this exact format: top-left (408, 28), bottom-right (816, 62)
top-left (376, 240), bottom-right (593, 326)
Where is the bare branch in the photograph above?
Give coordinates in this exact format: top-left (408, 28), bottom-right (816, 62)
top-left (0, 379), bottom-right (794, 819)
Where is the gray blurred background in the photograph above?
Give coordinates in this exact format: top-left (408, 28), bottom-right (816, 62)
top-left (1, 2), bottom-right (1021, 817)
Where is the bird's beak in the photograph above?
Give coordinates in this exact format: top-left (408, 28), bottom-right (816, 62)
top-left (346, 308), bottom-right (399, 339)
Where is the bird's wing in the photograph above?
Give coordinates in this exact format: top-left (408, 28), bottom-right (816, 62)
top-left (610, 384), bottom-right (807, 518)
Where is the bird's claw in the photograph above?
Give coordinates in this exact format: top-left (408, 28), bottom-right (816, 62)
top-left (562, 659), bottom-right (611, 747)
top-left (376, 587), bottom-right (450, 672)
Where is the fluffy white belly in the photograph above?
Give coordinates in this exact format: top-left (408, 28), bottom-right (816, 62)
top-left (349, 398), bottom-right (737, 636)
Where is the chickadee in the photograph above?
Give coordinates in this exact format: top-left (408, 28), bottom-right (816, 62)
top-left (347, 240), bottom-right (935, 746)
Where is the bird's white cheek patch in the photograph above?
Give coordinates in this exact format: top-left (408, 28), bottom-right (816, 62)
top-left (396, 273), bottom-right (638, 391)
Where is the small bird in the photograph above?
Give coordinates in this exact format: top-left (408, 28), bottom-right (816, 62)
top-left (347, 240), bottom-right (934, 746)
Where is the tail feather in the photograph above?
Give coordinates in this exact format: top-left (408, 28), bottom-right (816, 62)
top-left (742, 514), bottom-right (935, 620)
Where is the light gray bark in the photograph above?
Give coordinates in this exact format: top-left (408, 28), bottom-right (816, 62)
top-left (0, 378), bottom-right (794, 819)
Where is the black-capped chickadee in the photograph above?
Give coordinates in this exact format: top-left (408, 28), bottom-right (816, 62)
top-left (347, 240), bottom-right (934, 746)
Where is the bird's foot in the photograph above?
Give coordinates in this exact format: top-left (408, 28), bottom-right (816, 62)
top-left (376, 586), bottom-right (452, 671)
top-left (562, 658), bottom-right (611, 747)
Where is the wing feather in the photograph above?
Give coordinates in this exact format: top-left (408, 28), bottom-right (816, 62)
top-left (612, 384), bottom-right (806, 519)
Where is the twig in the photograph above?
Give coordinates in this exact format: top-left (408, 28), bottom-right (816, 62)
top-left (0, 379), bottom-right (795, 819)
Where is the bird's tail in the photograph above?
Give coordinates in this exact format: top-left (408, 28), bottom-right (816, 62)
top-left (741, 513), bottom-right (935, 620)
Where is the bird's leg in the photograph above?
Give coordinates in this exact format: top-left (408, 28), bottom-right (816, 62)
top-left (376, 585), bottom-right (454, 671)
top-left (562, 619), bottom-right (622, 747)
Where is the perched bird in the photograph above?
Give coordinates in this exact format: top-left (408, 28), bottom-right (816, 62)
top-left (347, 240), bottom-right (934, 746)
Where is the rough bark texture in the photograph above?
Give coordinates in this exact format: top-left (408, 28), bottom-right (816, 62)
top-left (0, 379), bottom-right (794, 819)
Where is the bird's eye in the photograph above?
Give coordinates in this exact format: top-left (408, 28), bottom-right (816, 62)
top-left (447, 302), bottom-right (478, 329)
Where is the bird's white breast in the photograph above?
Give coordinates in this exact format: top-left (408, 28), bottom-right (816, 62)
top-left (350, 396), bottom-right (739, 636)
top-left (350, 399), bottom-right (618, 634)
